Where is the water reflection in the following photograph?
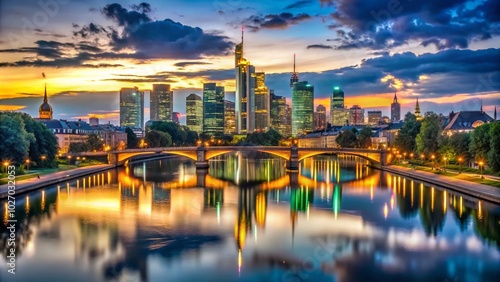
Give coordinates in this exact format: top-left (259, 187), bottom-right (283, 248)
top-left (0, 154), bottom-right (499, 282)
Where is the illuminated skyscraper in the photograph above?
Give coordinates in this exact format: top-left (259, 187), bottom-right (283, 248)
top-left (203, 83), bottom-right (225, 135)
top-left (235, 28), bottom-right (256, 134)
top-left (254, 72), bottom-right (270, 131)
top-left (330, 86), bottom-right (344, 125)
top-left (120, 87), bottom-right (144, 129)
top-left (349, 105), bottom-right (365, 125)
top-left (367, 110), bottom-right (382, 125)
top-left (224, 100), bottom-right (236, 134)
top-left (292, 81), bottom-right (314, 136)
top-left (150, 84), bottom-right (173, 121)
top-left (391, 92), bottom-right (401, 122)
top-left (186, 93), bottom-right (203, 133)
top-left (270, 91), bottom-right (291, 137)
top-left (314, 104), bottom-right (326, 130)
top-left (331, 108), bottom-right (350, 126)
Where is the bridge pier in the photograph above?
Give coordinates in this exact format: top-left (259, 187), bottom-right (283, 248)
top-left (196, 146), bottom-right (209, 170)
top-left (286, 145), bottom-right (299, 171)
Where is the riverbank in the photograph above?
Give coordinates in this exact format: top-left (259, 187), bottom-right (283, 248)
top-left (0, 164), bottom-right (115, 199)
top-left (381, 165), bottom-right (500, 204)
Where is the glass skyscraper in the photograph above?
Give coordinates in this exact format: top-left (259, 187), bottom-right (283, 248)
top-left (186, 93), bottom-right (203, 133)
top-left (254, 72), bottom-right (270, 131)
top-left (203, 83), bottom-right (225, 135)
top-left (224, 100), bottom-right (236, 134)
top-left (150, 84), bottom-right (173, 121)
top-left (235, 30), bottom-right (256, 134)
top-left (120, 87), bottom-right (144, 129)
top-left (270, 91), bottom-right (291, 137)
top-left (330, 86), bottom-right (345, 125)
top-left (292, 81), bottom-right (314, 136)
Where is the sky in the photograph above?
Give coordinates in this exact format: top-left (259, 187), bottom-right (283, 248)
top-left (0, 0), bottom-right (499, 125)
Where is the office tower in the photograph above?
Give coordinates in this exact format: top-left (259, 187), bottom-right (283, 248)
top-left (331, 108), bottom-right (350, 126)
top-left (203, 83), bottom-right (225, 135)
top-left (235, 28), bottom-right (256, 134)
top-left (330, 86), bottom-right (345, 125)
top-left (367, 110), bottom-right (382, 125)
top-left (415, 97), bottom-right (423, 121)
top-left (150, 84), bottom-right (173, 121)
top-left (290, 54), bottom-right (299, 87)
top-left (38, 82), bottom-right (53, 120)
top-left (225, 100), bottom-right (236, 134)
top-left (186, 93), bottom-right (203, 133)
top-left (292, 81), bottom-right (314, 136)
top-left (270, 91), bottom-right (289, 136)
top-left (172, 112), bottom-right (180, 124)
top-left (349, 105), bottom-right (365, 125)
top-left (285, 104), bottom-right (292, 137)
top-left (120, 87), bottom-right (144, 129)
top-left (314, 104), bottom-right (326, 130)
top-left (391, 92), bottom-right (401, 122)
top-left (254, 72), bottom-right (270, 131)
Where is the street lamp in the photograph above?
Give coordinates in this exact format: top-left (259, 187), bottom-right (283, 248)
top-left (3, 162), bottom-right (9, 173)
top-left (431, 154), bottom-right (436, 170)
top-left (458, 157), bottom-right (463, 174)
top-left (443, 157), bottom-right (447, 172)
top-left (41, 155), bottom-right (46, 171)
top-left (479, 161), bottom-right (484, 179)
top-left (25, 159), bottom-right (30, 172)
top-left (68, 155), bottom-right (72, 165)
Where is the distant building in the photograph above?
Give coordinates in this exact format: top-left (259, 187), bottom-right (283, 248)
top-left (186, 94), bottom-right (203, 133)
top-left (93, 123), bottom-right (127, 150)
top-left (235, 29), bottom-right (256, 134)
top-left (89, 116), bottom-right (99, 126)
top-left (120, 87), bottom-right (144, 129)
top-left (292, 81), bottom-right (314, 136)
top-left (203, 83), bottom-right (225, 135)
top-left (443, 111), bottom-right (494, 135)
top-left (150, 84), bottom-right (173, 122)
top-left (224, 100), bottom-right (236, 134)
top-left (367, 110), bottom-right (382, 125)
top-left (254, 72), bottom-right (270, 131)
top-left (331, 107), bottom-right (350, 126)
top-left (270, 91), bottom-right (290, 137)
top-left (349, 105), bottom-right (365, 125)
top-left (414, 98), bottom-right (423, 121)
top-left (172, 112), bottom-right (181, 124)
top-left (391, 92), bottom-right (401, 122)
top-left (298, 128), bottom-right (341, 148)
top-left (40, 119), bottom-right (98, 154)
top-left (382, 116), bottom-right (390, 124)
top-left (314, 104), bottom-right (326, 130)
top-left (38, 83), bottom-right (53, 120)
top-left (380, 122), bottom-right (404, 145)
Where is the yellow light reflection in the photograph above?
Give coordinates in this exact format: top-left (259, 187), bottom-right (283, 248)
top-left (384, 203), bottom-right (388, 219)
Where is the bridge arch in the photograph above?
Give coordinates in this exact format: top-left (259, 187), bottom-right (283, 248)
top-left (298, 151), bottom-right (380, 165)
top-left (205, 149), bottom-right (291, 162)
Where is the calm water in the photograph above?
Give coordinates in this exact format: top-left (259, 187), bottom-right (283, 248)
top-left (1, 153), bottom-right (499, 282)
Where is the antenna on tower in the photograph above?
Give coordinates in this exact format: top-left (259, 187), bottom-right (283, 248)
top-left (293, 53), bottom-right (296, 73)
top-left (290, 54), bottom-right (299, 87)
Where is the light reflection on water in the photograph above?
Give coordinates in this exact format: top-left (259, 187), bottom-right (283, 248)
top-left (0, 153), bottom-right (499, 282)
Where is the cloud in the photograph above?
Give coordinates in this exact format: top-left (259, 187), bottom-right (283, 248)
top-left (240, 12), bottom-right (312, 31)
top-left (325, 0), bottom-right (500, 50)
top-left (285, 0), bottom-right (313, 10)
top-left (173, 61), bottom-right (212, 68)
top-left (307, 44), bottom-right (332, 49)
top-left (105, 69), bottom-right (234, 83)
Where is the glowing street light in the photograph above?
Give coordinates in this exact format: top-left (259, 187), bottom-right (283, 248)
top-left (41, 155), bottom-right (46, 171)
top-left (443, 156), bottom-right (447, 172)
top-left (25, 159), bottom-right (30, 172)
top-left (458, 157), bottom-right (463, 174)
top-left (431, 154), bottom-right (436, 170)
top-left (479, 161), bottom-right (484, 179)
top-left (67, 155), bottom-right (72, 165)
top-left (3, 161), bottom-right (9, 173)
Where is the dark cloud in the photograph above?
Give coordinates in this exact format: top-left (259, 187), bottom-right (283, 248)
top-left (285, 0), bottom-right (313, 10)
top-left (240, 12), bottom-right (312, 31)
top-left (104, 69), bottom-right (234, 84)
top-left (325, 0), bottom-right (500, 50)
top-left (174, 61), bottom-right (212, 68)
top-left (307, 44), bottom-right (332, 49)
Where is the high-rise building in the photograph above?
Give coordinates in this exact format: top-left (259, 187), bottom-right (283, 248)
top-left (254, 72), bottom-right (270, 131)
top-left (391, 92), bottom-right (401, 122)
top-left (235, 28), bottom-right (256, 134)
top-left (330, 86), bottom-right (345, 125)
top-left (150, 84), bottom-right (173, 121)
top-left (186, 93), bottom-right (203, 133)
top-left (270, 91), bottom-right (290, 137)
top-left (314, 104), bottom-right (326, 130)
top-left (38, 82), bottom-right (53, 120)
top-left (285, 104), bottom-right (292, 137)
top-left (331, 108), bottom-right (350, 126)
top-left (290, 54), bottom-right (299, 87)
top-left (224, 100), bottom-right (236, 134)
top-left (120, 87), bottom-right (144, 129)
top-left (172, 112), bottom-right (180, 124)
top-left (367, 110), bottom-right (382, 125)
top-left (415, 97), bottom-right (423, 121)
top-left (349, 105), bottom-right (365, 125)
top-left (203, 83), bottom-right (225, 135)
top-left (292, 81), bottom-right (314, 136)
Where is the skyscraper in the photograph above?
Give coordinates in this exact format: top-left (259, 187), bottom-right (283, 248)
top-left (235, 28), bottom-right (256, 134)
top-left (290, 54), bottom-right (299, 87)
top-left (330, 86), bottom-right (344, 125)
top-left (349, 105), bottom-right (365, 125)
top-left (186, 93), bottom-right (203, 133)
top-left (270, 91), bottom-right (290, 137)
top-left (254, 72), bottom-right (270, 131)
top-left (203, 83), bottom-right (225, 135)
top-left (292, 81), bottom-right (314, 136)
top-left (224, 100), bottom-right (236, 134)
top-left (367, 110), bottom-right (382, 125)
top-left (415, 97), bottom-right (423, 121)
top-left (120, 87), bottom-right (144, 129)
top-left (150, 84), bottom-right (173, 121)
top-left (314, 104), bottom-right (326, 130)
top-left (391, 92), bottom-right (401, 122)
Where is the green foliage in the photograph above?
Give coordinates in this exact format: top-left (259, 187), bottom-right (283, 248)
top-left (416, 112), bottom-right (442, 155)
top-left (18, 112), bottom-right (58, 168)
top-left (357, 127), bottom-right (373, 148)
top-left (395, 112), bottom-right (421, 153)
top-left (244, 128), bottom-right (283, 146)
top-left (125, 127), bottom-right (139, 149)
top-left (69, 142), bottom-right (90, 153)
top-left (145, 130), bottom-right (172, 147)
top-left (336, 130), bottom-right (357, 148)
top-left (470, 123), bottom-right (491, 162)
top-left (450, 132), bottom-right (471, 162)
top-left (87, 133), bottom-right (104, 151)
top-left (149, 121), bottom-right (198, 146)
top-left (487, 122), bottom-right (500, 172)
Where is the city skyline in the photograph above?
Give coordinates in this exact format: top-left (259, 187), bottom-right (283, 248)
top-left (0, 0), bottom-right (499, 125)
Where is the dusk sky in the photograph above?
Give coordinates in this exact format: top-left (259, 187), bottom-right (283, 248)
top-left (0, 0), bottom-right (499, 125)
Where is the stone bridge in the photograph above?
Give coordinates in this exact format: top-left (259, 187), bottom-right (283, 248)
top-left (107, 146), bottom-right (391, 170)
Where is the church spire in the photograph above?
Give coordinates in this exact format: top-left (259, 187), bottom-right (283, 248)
top-left (393, 91), bottom-right (398, 103)
top-left (480, 99), bottom-right (483, 113)
top-left (44, 82), bottom-right (48, 103)
top-left (415, 97), bottom-right (422, 121)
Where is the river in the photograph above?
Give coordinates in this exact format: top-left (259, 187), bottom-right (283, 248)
top-left (1, 153), bottom-right (499, 282)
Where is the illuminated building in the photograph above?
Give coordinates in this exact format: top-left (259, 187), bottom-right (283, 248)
top-left (330, 86), bottom-right (344, 125)
top-left (415, 98), bottom-right (423, 121)
top-left (150, 84), bottom-right (173, 121)
top-left (349, 105), bottom-right (365, 125)
top-left (186, 93), bottom-right (203, 133)
top-left (38, 82), bottom-right (53, 120)
top-left (331, 107), bottom-right (350, 126)
top-left (254, 72), bottom-right (270, 131)
top-left (203, 83), bottom-right (225, 135)
top-left (270, 91), bottom-right (291, 136)
top-left (314, 104), bottom-right (326, 130)
top-left (391, 92), bottom-right (401, 122)
top-left (120, 87), bottom-right (144, 129)
top-left (224, 100), bottom-right (236, 134)
top-left (443, 111), bottom-right (494, 135)
top-left (235, 28), bottom-right (256, 134)
top-left (292, 81), bottom-right (314, 136)
top-left (367, 110), bottom-right (382, 125)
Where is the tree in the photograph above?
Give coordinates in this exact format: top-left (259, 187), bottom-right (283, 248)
top-left (87, 133), bottom-right (104, 151)
top-left (0, 113), bottom-right (31, 165)
top-left (470, 123), bottom-right (491, 162)
top-left (19, 113), bottom-right (58, 168)
top-left (69, 142), bottom-right (90, 153)
top-left (125, 127), bottom-right (139, 149)
top-left (145, 130), bottom-right (172, 148)
top-left (395, 112), bottom-right (421, 153)
top-left (244, 128), bottom-right (283, 146)
top-left (450, 132), bottom-right (471, 162)
top-left (416, 112), bottom-right (442, 155)
top-left (487, 122), bottom-right (500, 172)
top-left (336, 130), bottom-right (357, 148)
top-left (357, 127), bottom-right (373, 148)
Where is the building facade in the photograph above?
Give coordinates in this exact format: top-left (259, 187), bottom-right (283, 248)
top-left (314, 104), bottom-right (326, 130)
top-left (270, 92), bottom-right (291, 137)
top-left (224, 100), bottom-right (236, 134)
top-left (292, 81), bottom-right (314, 136)
top-left (367, 110), bottom-right (382, 125)
top-left (150, 84), bottom-right (173, 121)
top-left (203, 83), bottom-right (225, 135)
top-left (186, 93), bottom-right (203, 133)
top-left (331, 107), bottom-right (350, 126)
top-left (254, 72), bottom-right (270, 131)
top-left (391, 92), bottom-right (401, 122)
top-left (120, 87), bottom-right (144, 129)
top-left (235, 31), bottom-right (256, 134)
